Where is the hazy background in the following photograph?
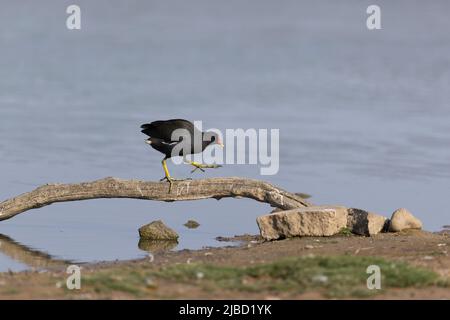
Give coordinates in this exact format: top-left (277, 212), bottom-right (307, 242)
top-left (1, 0), bottom-right (449, 271)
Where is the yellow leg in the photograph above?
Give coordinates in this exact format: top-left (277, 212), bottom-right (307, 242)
top-left (160, 159), bottom-right (191, 192)
top-left (160, 159), bottom-right (175, 192)
top-left (162, 159), bottom-right (171, 180)
top-left (186, 161), bottom-right (222, 173)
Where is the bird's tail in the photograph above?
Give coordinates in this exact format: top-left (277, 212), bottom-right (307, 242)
top-left (141, 123), bottom-right (154, 137)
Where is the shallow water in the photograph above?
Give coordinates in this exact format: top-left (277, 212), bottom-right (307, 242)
top-left (1, 0), bottom-right (450, 271)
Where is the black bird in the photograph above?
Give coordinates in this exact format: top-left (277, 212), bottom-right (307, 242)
top-left (140, 119), bottom-right (223, 186)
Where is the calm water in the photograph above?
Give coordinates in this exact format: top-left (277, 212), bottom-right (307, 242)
top-left (1, 0), bottom-right (449, 271)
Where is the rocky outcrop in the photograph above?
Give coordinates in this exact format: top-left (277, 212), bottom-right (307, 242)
top-left (258, 206), bottom-right (394, 240)
top-left (256, 206), bottom-right (348, 241)
top-left (347, 208), bottom-right (388, 236)
top-left (138, 220), bottom-right (179, 241)
top-left (389, 208), bottom-right (422, 232)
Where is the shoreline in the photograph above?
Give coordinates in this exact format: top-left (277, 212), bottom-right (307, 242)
top-left (0, 229), bottom-right (449, 299)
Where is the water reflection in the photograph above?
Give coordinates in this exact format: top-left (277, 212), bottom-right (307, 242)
top-left (0, 234), bottom-right (71, 270)
top-left (138, 239), bottom-right (178, 253)
top-left (0, 233), bottom-right (180, 271)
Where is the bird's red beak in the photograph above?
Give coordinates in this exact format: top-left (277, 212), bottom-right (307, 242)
top-left (217, 137), bottom-right (224, 148)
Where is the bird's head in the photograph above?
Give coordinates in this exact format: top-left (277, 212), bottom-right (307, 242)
top-left (203, 131), bottom-right (224, 148)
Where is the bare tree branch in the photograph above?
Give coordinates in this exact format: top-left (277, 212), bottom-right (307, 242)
top-left (0, 177), bottom-right (311, 221)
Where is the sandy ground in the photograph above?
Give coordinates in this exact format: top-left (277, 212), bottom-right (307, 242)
top-left (0, 230), bottom-right (449, 299)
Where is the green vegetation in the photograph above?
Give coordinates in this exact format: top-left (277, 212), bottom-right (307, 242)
top-left (80, 255), bottom-right (440, 298)
top-left (338, 227), bottom-right (353, 236)
top-left (83, 268), bottom-right (147, 296)
top-left (157, 256), bottom-right (438, 297)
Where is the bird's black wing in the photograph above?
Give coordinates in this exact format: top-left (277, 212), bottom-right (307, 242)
top-left (140, 119), bottom-right (200, 143)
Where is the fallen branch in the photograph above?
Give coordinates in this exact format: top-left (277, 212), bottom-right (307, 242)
top-left (0, 177), bottom-right (311, 221)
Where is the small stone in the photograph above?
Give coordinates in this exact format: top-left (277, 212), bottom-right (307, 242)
top-left (257, 206), bottom-right (348, 240)
top-left (145, 278), bottom-right (157, 288)
top-left (183, 220), bottom-right (200, 229)
top-left (305, 245), bottom-right (314, 249)
top-left (347, 208), bottom-right (388, 236)
top-left (138, 220), bottom-right (179, 241)
top-left (312, 274), bottom-right (328, 284)
top-left (389, 208), bottom-right (423, 232)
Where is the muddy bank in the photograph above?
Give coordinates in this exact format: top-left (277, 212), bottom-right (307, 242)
top-left (0, 230), bottom-right (449, 299)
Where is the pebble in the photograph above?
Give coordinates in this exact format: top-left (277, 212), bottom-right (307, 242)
top-left (312, 275), bottom-right (328, 284)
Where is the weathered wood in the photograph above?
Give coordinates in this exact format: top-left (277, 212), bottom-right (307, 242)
top-left (0, 177), bottom-right (311, 221)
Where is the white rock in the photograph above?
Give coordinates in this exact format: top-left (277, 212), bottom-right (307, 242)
top-left (347, 208), bottom-right (388, 236)
top-left (256, 206), bottom-right (348, 241)
top-left (389, 208), bottom-right (422, 232)
top-left (312, 275), bottom-right (328, 284)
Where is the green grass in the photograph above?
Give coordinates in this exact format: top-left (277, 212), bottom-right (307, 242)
top-left (79, 256), bottom-right (440, 298)
top-left (338, 227), bottom-right (353, 236)
top-left (82, 268), bottom-right (146, 296)
top-left (155, 256), bottom-right (439, 298)
top-left (0, 288), bottom-right (19, 295)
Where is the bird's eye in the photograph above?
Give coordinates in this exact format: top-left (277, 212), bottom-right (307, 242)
top-left (211, 136), bottom-right (216, 142)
